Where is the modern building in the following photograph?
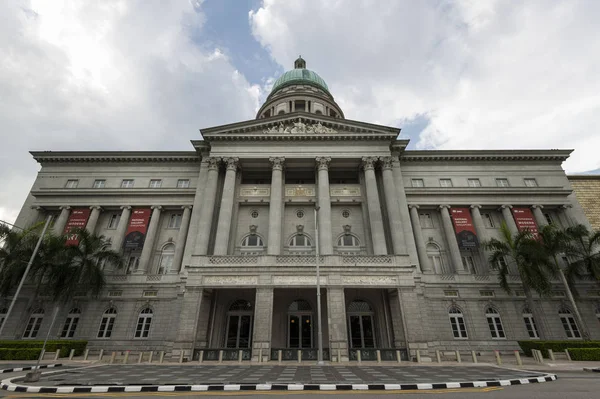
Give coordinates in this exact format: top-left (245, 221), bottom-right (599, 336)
top-left (6, 57), bottom-right (600, 362)
top-left (568, 175), bottom-right (600, 231)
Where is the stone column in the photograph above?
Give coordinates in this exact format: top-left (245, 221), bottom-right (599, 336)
top-left (380, 157), bottom-right (406, 254)
top-left (470, 205), bottom-right (491, 274)
top-left (214, 157), bottom-right (239, 255)
top-left (439, 205), bottom-right (466, 274)
top-left (251, 288), bottom-right (274, 362)
top-left (362, 157), bottom-right (387, 255)
top-left (531, 205), bottom-right (548, 228)
top-left (409, 205), bottom-right (432, 272)
top-left (182, 155), bottom-right (210, 266)
top-left (315, 157), bottom-right (333, 255)
top-left (86, 206), bottom-right (102, 234)
top-left (267, 157), bottom-right (284, 255)
top-left (500, 205), bottom-right (519, 235)
top-left (562, 204), bottom-right (579, 227)
top-left (173, 206), bottom-right (192, 273)
top-left (326, 287), bottom-right (349, 362)
top-left (53, 206), bottom-right (71, 235)
top-left (391, 156), bottom-right (419, 265)
top-left (139, 206), bottom-right (162, 273)
top-left (112, 206), bottom-right (131, 252)
top-left (194, 157), bottom-right (221, 255)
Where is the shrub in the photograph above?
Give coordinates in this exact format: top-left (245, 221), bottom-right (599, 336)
top-left (0, 340), bottom-right (87, 358)
top-left (568, 348), bottom-right (600, 361)
top-left (518, 340), bottom-right (600, 357)
top-left (0, 348), bottom-right (42, 361)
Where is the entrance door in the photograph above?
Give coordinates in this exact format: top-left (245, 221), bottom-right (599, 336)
top-left (225, 314), bottom-right (252, 348)
top-left (347, 300), bottom-right (376, 349)
top-left (288, 314), bottom-right (313, 348)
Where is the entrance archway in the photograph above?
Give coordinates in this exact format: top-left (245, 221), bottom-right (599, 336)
top-left (287, 300), bottom-right (313, 349)
top-left (225, 300), bottom-right (253, 348)
top-left (347, 300), bottom-right (375, 349)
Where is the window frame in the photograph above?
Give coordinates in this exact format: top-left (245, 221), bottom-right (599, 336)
top-left (23, 309), bottom-right (44, 339)
top-left (121, 179), bottom-right (135, 188)
top-left (177, 179), bottom-right (190, 188)
top-left (419, 212), bottom-right (434, 228)
top-left (60, 308), bottom-right (81, 339)
top-left (495, 178), bottom-right (510, 187)
top-left (467, 178), bottom-right (482, 188)
top-left (107, 213), bottom-right (120, 229)
top-left (97, 308), bottom-right (117, 339)
top-left (167, 213), bottom-right (183, 229)
top-left (482, 213), bottom-right (495, 228)
top-left (65, 179), bottom-right (79, 189)
top-left (92, 179), bottom-right (106, 189)
top-left (289, 234), bottom-right (312, 247)
top-left (149, 179), bottom-right (162, 188)
top-left (411, 178), bottom-right (425, 188)
top-left (523, 309), bottom-right (539, 339)
top-left (158, 244), bottom-right (175, 274)
top-left (134, 308), bottom-right (153, 339)
top-left (559, 309), bottom-right (581, 339)
top-left (524, 178), bottom-right (538, 187)
top-left (439, 178), bottom-right (453, 188)
top-left (448, 308), bottom-right (468, 339)
top-left (485, 308), bottom-right (506, 339)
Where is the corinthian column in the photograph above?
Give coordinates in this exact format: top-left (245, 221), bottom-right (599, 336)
top-left (182, 154), bottom-right (210, 265)
top-left (194, 157), bottom-right (221, 254)
top-left (53, 206), bottom-right (71, 235)
top-left (500, 205), bottom-right (518, 235)
top-left (315, 157), bottom-right (333, 255)
top-left (174, 205), bottom-right (192, 272)
top-left (409, 205), bottom-right (432, 272)
top-left (86, 206), bottom-right (102, 234)
top-left (531, 205), bottom-right (548, 227)
top-left (380, 157), bottom-right (406, 254)
top-left (362, 157), bottom-right (387, 255)
top-left (139, 206), bottom-right (162, 273)
top-left (267, 157), bottom-right (284, 255)
top-left (439, 205), bottom-right (466, 274)
top-left (470, 205), bottom-right (491, 274)
top-left (390, 155), bottom-right (419, 265)
top-left (214, 157), bottom-right (239, 255)
top-left (112, 206), bottom-right (131, 252)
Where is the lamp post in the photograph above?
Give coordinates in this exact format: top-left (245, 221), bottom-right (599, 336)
top-left (314, 205), bottom-right (324, 365)
top-left (0, 215), bottom-right (52, 338)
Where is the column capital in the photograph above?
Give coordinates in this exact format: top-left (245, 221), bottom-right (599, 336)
top-left (562, 204), bottom-right (573, 209)
top-left (269, 156), bottom-right (285, 171)
top-left (438, 204), bottom-right (451, 210)
top-left (379, 156), bottom-right (394, 170)
top-left (315, 156), bottom-right (331, 170)
top-left (89, 206), bottom-right (103, 211)
top-left (151, 205), bottom-right (163, 211)
top-left (59, 205), bottom-right (71, 211)
top-left (361, 156), bottom-right (377, 171)
top-left (120, 205), bottom-right (132, 210)
top-left (531, 204), bottom-right (544, 210)
top-left (223, 157), bottom-right (239, 171)
top-left (470, 204), bottom-right (482, 209)
top-left (500, 204), bottom-right (513, 210)
top-left (408, 204), bottom-right (420, 210)
top-left (206, 157), bottom-right (221, 170)
top-left (181, 205), bottom-right (193, 210)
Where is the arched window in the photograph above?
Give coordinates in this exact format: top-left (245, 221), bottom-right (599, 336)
top-left (225, 300), bottom-right (253, 348)
top-left (559, 307), bottom-right (581, 339)
top-left (158, 244), bottom-right (175, 274)
top-left (288, 300), bottom-right (313, 348)
top-left (241, 235), bottom-right (264, 247)
top-left (337, 234), bottom-right (360, 247)
top-left (229, 300), bottom-right (253, 311)
top-left (347, 300), bottom-right (375, 348)
top-left (61, 308), bottom-right (81, 338)
top-left (485, 307), bottom-right (505, 339)
top-left (135, 308), bottom-right (153, 338)
top-left (98, 308), bottom-right (117, 338)
top-left (427, 243), bottom-right (449, 274)
top-left (522, 307), bottom-right (539, 339)
top-left (23, 308), bottom-right (44, 338)
top-left (289, 234), bottom-right (312, 247)
top-left (0, 307), bottom-right (7, 328)
top-left (288, 300), bottom-right (312, 312)
top-left (449, 307), bottom-right (468, 339)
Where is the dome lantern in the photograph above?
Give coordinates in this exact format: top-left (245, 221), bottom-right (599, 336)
top-left (294, 55), bottom-right (306, 69)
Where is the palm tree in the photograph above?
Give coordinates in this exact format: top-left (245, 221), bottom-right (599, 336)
top-left (484, 222), bottom-right (554, 339)
top-left (537, 224), bottom-right (590, 340)
top-left (564, 224), bottom-right (600, 282)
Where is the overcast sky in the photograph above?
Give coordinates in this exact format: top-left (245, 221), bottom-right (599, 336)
top-left (1, 0), bottom-right (600, 225)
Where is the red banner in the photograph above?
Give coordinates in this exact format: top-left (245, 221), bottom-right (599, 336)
top-left (450, 207), bottom-right (479, 249)
top-left (63, 208), bottom-right (91, 246)
top-left (512, 208), bottom-right (539, 238)
top-left (123, 208), bottom-right (152, 250)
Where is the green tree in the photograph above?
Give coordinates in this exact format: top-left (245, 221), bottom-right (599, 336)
top-left (564, 224), bottom-right (600, 283)
top-left (484, 222), bottom-right (554, 339)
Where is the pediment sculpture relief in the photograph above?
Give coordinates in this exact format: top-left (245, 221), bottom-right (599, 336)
top-left (263, 120), bottom-right (337, 134)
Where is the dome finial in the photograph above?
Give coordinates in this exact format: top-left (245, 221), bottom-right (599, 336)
top-left (294, 55), bottom-right (306, 69)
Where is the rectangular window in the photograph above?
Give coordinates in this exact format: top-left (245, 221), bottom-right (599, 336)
top-left (149, 179), bottom-right (162, 188)
top-left (544, 213), bottom-right (554, 226)
top-left (121, 179), bottom-right (134, 188)
top-left (523, 314), bottom-right (539, 339)
top-left (482, 213), bottom-right (495, 228)
top-left (411, 179), bottom-right (425, 188)
top-left (439, 179), bottom-right (453, 187)
top-left (65, 179), bottom-right (79, 188)
top-left (419, 213), bottom-right (433, 228)
top-left (177, 179), bottom-right (190, 188)
top-left (126, 256), bottom-right (140, 274)
top-left (168, 213), bottom-right (182, 229)
top-left (524, 178), bottom-right (538, 187)
top-left (480, 290), bottom-right (495, 297)
top-left (107, 214), bottom-right (120, 229)
top-left (97, 315), bottom-right (116, 339)
top-left (468, 178), bottom-right (482, 187)
top-left (143, 290), bottom-right (158, 297)
top-left (497, 256), bottom-right (508, 270)
top-left (560, 314), bottom-right (581, 339)
top-left (23, 316), bottom-right (43, 338)
top-left (461, 255), bottom-right (476, 274)
top-left (496, 178), bottom-right (510, 187)
top-left (450, 315), bottom-right (468, 339)
top-left (92, 179), bottom-right (106, 188)
top-left (444, 290), bottom-right (459, 297)
top-left (60, 316), bottom-right (79, 338)
top-left (487, 314), bottom-right (506, 339)
top-left (108, 290), bottom-right (122, 297)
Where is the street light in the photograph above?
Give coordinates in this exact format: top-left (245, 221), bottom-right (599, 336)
top-left (314, 205), bottom-right (324, 365)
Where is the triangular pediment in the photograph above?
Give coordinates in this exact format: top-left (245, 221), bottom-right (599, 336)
top-left (200, 112), bottom-right (400, 142)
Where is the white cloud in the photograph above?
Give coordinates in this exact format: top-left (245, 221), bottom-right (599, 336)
top-left (250, 0), bottom-right (600, 173)
top-left (0, 0), bottom-right (260, 224)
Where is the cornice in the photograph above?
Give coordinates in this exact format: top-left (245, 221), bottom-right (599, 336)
top-left (405, 186), bottom-right (572, 196)
top-left (401, 149), bottom-right (572, 162)
top-left (30, 151), bottom-right (200, 164)
top-left (568, 174), bottom-right (600, 180)
top-left (31, 188), bottom-right (197, 197)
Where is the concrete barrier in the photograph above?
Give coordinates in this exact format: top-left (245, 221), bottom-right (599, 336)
top-left (83, 349), bottom-right (89, 361)
top-left (69, 349), bottom-right (75, 360)
top-left (148, 351), bottom-right (153, 363)
top-left (110, 352), bottom-right (116, 364)
top-left (238, 350), bottom-right (243, 363)
top-left (514, 351), bottom-right (522, 366)
top-left (565, 349), bottom-right (572, 361)
top-left (357, 350), bottom-right (362, 363)
top-left (416, 349), bottom-right (421, 363)
top-left (396, 350), bottom-right (402, 363)
top-left (435, 350), bottom-right (441, 363)
top-left (471, 351), bottom-right (477, 363)
top-left (138, 352), bottom-right (144, 364)
top-left (494, 350), bottom-right (502, 365)
top-left (376, 350), bottom-right (381, 363)
top-left (278, 350), bottom-right (282, 364)
top-left (123, 351), bottom-right (130, 364)
top-left (218, 350), bottom-right (223, 363)
top-left (198, 350), bottom-right (203, 363)
top-left (54, 350), bottom-right (60, 361)
top-left (98, 349), bottom-right (104, 361)
top-left (159, 351), bottom-right (165, 364)
top-left (179, 351), bottom-right (184, 364)
top-left (455, 350), bottom-right (461, 363)
top-left (548, 349), bottom-right (555, 361)
top-left (298, 350), bottom-right (302, 363)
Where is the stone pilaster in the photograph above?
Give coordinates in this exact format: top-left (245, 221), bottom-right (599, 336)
top-left (439, 205), bottom-right (467, 274)
top-left (500, 204), bottom-right (519, 235)
top-left (409, 205), bottom-right (432, 272)
top-left (267, 157), bottom-right (284, 255)
top-left (470, 205), bottom-right (491, 274)
top-left (194, 157), bottom-right (221, 255)
top-left (182, 155), bottom-right (210, 267)
top-left (139, 205), bottom-right (162, 273)
top-left (362, 157), bottom-right (387, 255)
top-left (326, 287), bottom-right (349, 362)
top-left (214, 157), bottom-right (239, 255)
top-left (561, 204), bottom-right (578, 227)
top-left (53, 206), bottom-right (71, 235)
top-left (171, 286), bottom-right (203, 361)
top-left (531, 205), bottom-right (548, 228)
top-left (112, 206), bottom-right (131, 252)
top-left (380, 157), bottom-right (406, 254)
top-left (174, 206), bottom-right (192, 273)
top-left (315, 157), bottom-right (333, 255)
top-left (251, 287), bottom-right (274, 362)
top-left (390, 156), bottom-right (419, 266)
top-left (86, 206), bottom-right (102, 234)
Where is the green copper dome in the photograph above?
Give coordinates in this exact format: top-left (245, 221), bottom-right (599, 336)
top-left (269, 56), bottom-right (330, 96)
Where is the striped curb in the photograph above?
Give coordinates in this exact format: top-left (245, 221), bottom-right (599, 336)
top-left (0, 364), bottom-right (62, 374)
top-left (1, 374), bottom-right (557, 393)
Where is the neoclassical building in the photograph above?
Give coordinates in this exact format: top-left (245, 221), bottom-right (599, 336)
top-left (6, 57), bottom-right (600, 362)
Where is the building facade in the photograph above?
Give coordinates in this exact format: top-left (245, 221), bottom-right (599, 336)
top-left (5, 57), bottom-right (600, 361)
top-left (569, 175), bottom-right (600, 231)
